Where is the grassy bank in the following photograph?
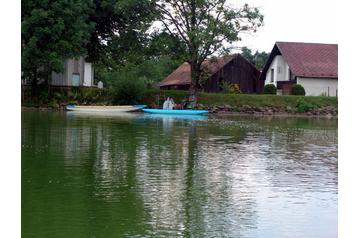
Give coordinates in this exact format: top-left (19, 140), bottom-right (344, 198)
top-left (22, 88), bottom-right (338, 115)
top-left (143, 89), bottom-right (338, 115)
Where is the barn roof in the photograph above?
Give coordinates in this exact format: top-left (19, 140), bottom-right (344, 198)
top-left (158, 55), bottom-right (237, 87)
top-left (259, 42), bottom-right (338, 80)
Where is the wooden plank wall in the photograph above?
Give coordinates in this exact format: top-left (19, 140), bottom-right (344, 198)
top-left (203, 56), bottom-right (261, 93)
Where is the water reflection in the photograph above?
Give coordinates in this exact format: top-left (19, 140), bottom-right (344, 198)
top-left (22, 112), bottom-right (337, 238)
top-left (141, 113), bottom-right (208, 121)
top-left (66, 111), bottom-right (140, 120)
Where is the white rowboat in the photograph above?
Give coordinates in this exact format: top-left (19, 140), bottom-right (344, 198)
top-left (66, 105), bottom-right (145, 113)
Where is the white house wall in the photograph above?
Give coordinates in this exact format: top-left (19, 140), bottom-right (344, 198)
top-left (83, 62), bottom-right (93, 87)
top-left (264, 55), bottom-right (290, 86)
top-left (297, 77), bottom-right (338, 96)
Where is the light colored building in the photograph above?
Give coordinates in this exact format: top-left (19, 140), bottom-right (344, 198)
top-left (51, 57), bottom-right (94, 87)
top-left (260, 42), bottom-right (338, 96)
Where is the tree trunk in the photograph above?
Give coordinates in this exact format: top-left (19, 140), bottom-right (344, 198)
top-left (31, 68), bottom-right (38, 96)
top-left (21, 81), bottom-right (24, 103)
top-left (189, 62), bottom-right (200, 108)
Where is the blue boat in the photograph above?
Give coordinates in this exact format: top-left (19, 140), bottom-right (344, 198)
top-left (142, 108), bottom-right (209, 115)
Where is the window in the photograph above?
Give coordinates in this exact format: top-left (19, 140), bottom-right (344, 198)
top-left (270, 68), bottom-right (274, 82)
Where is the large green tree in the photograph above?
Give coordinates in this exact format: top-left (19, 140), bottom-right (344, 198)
top-left (22, 0), bottom-right (93, 86)
top-left (22, 0), bottom-right (156, 89)
top-left (96, 32), bottom-right (186, 87)
top-left (155, 0), bottom-right (264, 106)
top-left (86, 0), bottom-right (156, 67)
top-left (240, 46), bottom-right (269, 70)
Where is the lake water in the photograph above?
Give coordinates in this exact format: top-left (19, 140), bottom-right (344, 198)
top-left (22, 111), bottom-right (338, 238)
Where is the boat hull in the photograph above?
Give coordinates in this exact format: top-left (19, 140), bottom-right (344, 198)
top-left (66, 105), bottom-right (142, 113)
top-left (142, 109), bottom-right (209, 115)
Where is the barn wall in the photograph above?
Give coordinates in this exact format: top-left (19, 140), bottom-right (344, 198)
top-left (203, 56), bottom-right (260, 93)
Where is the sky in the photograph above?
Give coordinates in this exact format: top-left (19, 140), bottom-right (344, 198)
top-left (227, 0), bottom-right (339, 52)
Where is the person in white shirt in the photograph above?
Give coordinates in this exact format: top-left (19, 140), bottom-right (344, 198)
top-left (168, 97), bottom-right (175, 110)
top-left (163, 97), bottom-right (170, 110)
top-left (163, 97), bottom-right (175, 110)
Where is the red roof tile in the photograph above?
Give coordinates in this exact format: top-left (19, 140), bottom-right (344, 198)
top-left (158, 63), bottom-right (191, 87)
top-left (276, 42), bottom-right (338, 78)
top-left (158, 55), bottom-right (236, 87)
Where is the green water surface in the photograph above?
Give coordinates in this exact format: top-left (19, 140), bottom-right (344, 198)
top-left (22, 111), bottom-right (337, 238)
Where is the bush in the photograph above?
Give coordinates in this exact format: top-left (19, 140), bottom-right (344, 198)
top-left (220, 81), bottom-right (241, 94)
top-left (296, 98), bottom-right (316, 112)
top-left (264, 84), bottom-right (277, 94)
top-left (291, 84), bottom-right (306, 95)
top-left (220, 81), bottom-right (234, 93)
top-left (113, 78), bottom-right (146, 105)
top-left (78, 88), bottom-right (105, 104)
top-left (53, 91), bottom-right (64, 101)
top-left (38, 91), bottom-right (50, 104)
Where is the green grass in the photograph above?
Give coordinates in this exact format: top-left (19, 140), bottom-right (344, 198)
top-left (143, 90), bottom-right (338, 111)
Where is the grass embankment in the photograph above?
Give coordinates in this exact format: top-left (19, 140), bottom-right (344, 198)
top-left (22, 88), bottom-right (338, 115)
top-left (143, 90), bottom-right (338, 115)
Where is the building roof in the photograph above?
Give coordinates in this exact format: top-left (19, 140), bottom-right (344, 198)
top-left (259, 42), bottom-right (338, 80)
top-left (158, 55), bottom-right (237, 87)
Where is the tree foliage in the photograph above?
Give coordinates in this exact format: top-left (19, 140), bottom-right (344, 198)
top-left (240, 46), bottom-right (269, 70)
top-left (22, 0), bottom-right (93, 83)
top-left (95, 31), bottom-right (186, 87)
top-left (86, 0), bottom-right (156, 67)
top-left (22, 0), bottom-right (156, 86)
top-left (146, 32), bottom-right (187, 61)
top-left (97, 57), bottom-right (180, 88)
top-left (112, 74), bottom-right (147, 105)
top-left (155, 0), bottom-right (264, 104)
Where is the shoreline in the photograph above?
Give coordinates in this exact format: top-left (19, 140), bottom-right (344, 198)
top-left (21, 106), bottom-right (338, 118)
top-left (213, 111), bottom-right (337, 118)
top-left (21, 88), bottom-right (338, 118)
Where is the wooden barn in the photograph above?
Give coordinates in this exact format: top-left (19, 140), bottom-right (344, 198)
top-left (158, 54), bottom-right (263, 93)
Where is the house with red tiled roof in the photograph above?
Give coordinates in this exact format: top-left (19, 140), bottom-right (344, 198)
top-left (159, 54), bottom-right (262, 93)
top-left (260, 42), bottom-right (338, 96)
